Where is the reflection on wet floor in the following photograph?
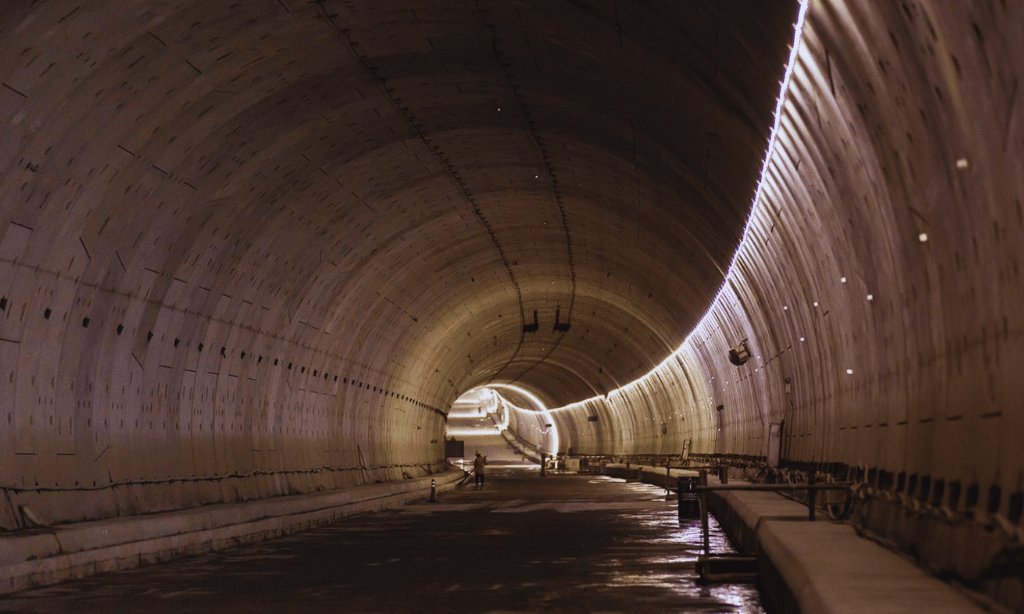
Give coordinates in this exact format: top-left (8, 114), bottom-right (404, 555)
top-left (0, 469), bottom-right (763, 613)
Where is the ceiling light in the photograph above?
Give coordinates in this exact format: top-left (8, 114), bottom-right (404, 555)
top-left (919, 232), bottom-right (928, 242)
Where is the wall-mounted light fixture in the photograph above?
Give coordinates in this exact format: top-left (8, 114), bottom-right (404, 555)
top-left (728, 340), bottom-right (751, 366)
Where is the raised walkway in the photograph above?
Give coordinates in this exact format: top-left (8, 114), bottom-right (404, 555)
top-left (617, 464), bottom-right (992, 614)
top-left (0, 469), bottom-right (465, 595)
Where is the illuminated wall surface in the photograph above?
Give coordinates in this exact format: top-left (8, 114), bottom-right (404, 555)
top-left (1, 0), bottom-right (1022, 595)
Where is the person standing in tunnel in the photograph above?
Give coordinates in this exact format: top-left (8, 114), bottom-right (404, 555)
top-left (474, 451), bottom-right (487, 489)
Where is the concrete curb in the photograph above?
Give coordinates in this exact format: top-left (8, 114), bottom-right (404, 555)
top-left (603, 463), bottom-right (700, 490)
top-left (0, 469), bottom-right (464, 595)
top-left (601, 467), bottom-right (987, 613)
top-left (708, 487), bottom-right (987, 614)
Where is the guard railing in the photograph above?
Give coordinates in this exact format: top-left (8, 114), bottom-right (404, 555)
top-left (679, 469), bottom-right (852, 556)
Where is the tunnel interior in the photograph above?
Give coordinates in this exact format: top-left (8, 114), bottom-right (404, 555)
top-left (2, 0), bottom-right (1024, 607)
top-left (446, 385), bottom-right (557, 464)
top-left (0, 0), bottom-right (799, 526)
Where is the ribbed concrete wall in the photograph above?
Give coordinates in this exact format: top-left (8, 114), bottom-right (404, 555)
top-left (691, 0), bottom-right (1024, 476)
top-left (550, 1), bottom-right (1024, 603)
top-left (2, 0), bottom-right (1022, 604)
top-left (550, 351), bottom-right (715, 457)
top-left (0, 0), bottom-right (800, 530)
top-left (559, 0), bottom-right (1024, 495)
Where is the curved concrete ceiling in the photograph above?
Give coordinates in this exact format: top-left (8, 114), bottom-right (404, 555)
top-left (0, 0), bottom-right (799, 409)
top-left (0, 0), bottom-right (801, 526)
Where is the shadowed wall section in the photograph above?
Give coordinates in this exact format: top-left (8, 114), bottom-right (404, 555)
top-left (0, 0), bottom-right (798, 529)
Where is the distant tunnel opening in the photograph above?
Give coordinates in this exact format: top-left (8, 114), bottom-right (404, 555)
top-left (446, 385), bottom-right (558, 469)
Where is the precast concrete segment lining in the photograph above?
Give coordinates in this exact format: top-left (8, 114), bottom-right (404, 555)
top-left (545, 0), bottom-right (1024, 474)
top-left (694, 0), bottom-right (1024, 481)
top-left (549, 0), bottom-right (1024, 607)
top-left (472, 0), bottom-right (580, 380)
top-left (0, 0), bottom-right (800, 530)
top-left (549, 350), bottom-right (715, 457)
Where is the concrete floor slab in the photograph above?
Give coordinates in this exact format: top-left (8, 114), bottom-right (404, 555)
top-left (0, 468), bottom-right (763, 613)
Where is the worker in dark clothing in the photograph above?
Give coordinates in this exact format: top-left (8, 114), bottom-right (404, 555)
top-left (473, 451), bottom-right (487, 489)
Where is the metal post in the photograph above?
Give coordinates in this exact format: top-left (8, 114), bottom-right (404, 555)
top-left (699, 469), bottom-right (710, 556)
top-left (719, 465), bottom-right (729, 484)
top-left (807, 471), bottom-right (816, 521)
top-left (677, 476), bottom-right (700, 519)
top-left (430, 478), bottom-right (437, 502)
top-left (541, 453), bottom-right (547, 477)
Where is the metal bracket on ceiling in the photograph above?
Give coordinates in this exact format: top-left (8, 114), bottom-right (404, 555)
top-left (523, 310), bottom-right (539, 333)
top-left (553, 307), bottom-right (570, 332)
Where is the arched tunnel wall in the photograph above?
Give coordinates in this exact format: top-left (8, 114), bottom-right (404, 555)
top-left (1, 3), bottom-right (1023, 602)
top-left (549, 351), bottom-right (716, 458)
top-left (558, 0), bottom-right (1024, 489)
top-left (496, 395), bottom-right (554, 460)
top-left (550, 1), bottom-right (1024, 593)
top-left (1, 0), bottom-right (803, 531)
top-left (708, 0), bottom-right (1024, 483)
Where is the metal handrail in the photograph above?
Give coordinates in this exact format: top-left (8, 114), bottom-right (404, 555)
top-left (684, 470), bottom-right (854, 556)
top-left (666, 466), bottom-right (727, 471)
top-left (695, 483), bottom-right (850, 491)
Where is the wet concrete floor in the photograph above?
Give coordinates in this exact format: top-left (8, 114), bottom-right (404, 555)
top-left (0, 465), bottom-right (764, 613)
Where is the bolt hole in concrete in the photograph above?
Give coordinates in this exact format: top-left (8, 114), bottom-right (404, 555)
top-left (0, 471), bottom-right (763, 613)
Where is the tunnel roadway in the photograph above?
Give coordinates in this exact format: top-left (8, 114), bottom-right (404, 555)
top-left (0, 465), bottom-right (760, 613)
